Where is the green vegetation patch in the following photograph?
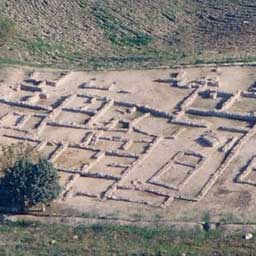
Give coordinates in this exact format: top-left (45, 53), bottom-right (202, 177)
top-left (78, 0), bottom-right (87, 9)
top-left (0, 221), bottom-right (254, 256)
top-left (24, 38), bottom-right (70, 57)
top-left (0, 17), bottom-right (16, 47)
top-left (0, 143), bottom-right (61, 212)
top-left (162, 1), bottom-right (183, 23)
top-left (92, 6), bottom-right (153, 48)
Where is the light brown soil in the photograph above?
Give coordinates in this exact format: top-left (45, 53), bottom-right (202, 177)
top-left (1, 65), bottom-right (256, 223)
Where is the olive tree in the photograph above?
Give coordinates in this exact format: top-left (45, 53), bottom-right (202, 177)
top-left (0, 143), bottom-right (39, 176)
top-left (0, 158), bottom-right (61, 212)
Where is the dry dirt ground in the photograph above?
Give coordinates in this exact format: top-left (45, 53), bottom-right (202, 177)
top-left (0, 65), bottom-right (256, 223)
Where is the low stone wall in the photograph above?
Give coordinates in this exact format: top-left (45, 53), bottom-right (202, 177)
top-left (237, 156), bottom-right (256, 186)
top-left (221, 91), bottom-right (241, 110)
top-left (219, 137), bottom-right (238, 153)
top-left (131, 113), bottom-right (150, 127)
top-left (149, 151), bottom-right (205, 194)
top-left (105, 150), bottom-right (139, 159)
top-left (171, 118), bottom-right (209, 128)
top-left (3, 134), bottom-right (40, 143)
top-left (0, 97), bottom-right (52, 111)
top-left (175, 87), bottom-right (201, 111)
top-left (79, 82), bottom-right (110, 91)
top-left (86, 100), bottom-right (114, 127)
top-left (103, 137), bottom-right (162, 200)
top-left (241, 91), bottom-right (256, 99)
top-left (106, 188), bottom-right (165, 208)
top-left (187, 107), bottom-right (256, 122)
top-left (49, 144), bottom-right (68, 162)
top-left (54, 72), bottom-right (73, 88)
top-left (58, 174), bottom-right (80, 202)
top-left (217, 126), bottom-right (249, 134)
top-left (196, 125), bottom-right (256, 200)
top-left (74, 191), bottom-right (99, 198)
top-left (77, 92), bottom-right (174, 120)
top-left (62, 107), bottom-right (96, 115)
top-left (20, 83), bottom-right (42, 92)
top-left (81, 172), bottom-right (120, 181)
top-left (36, 117), bottom-right (49, 135)
top-left (47, 120), bottom-right (88, 130)
top-left (115, 101), bottom-right (173, 119)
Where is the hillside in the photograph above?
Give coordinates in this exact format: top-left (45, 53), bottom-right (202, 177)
top-left (1, 0), bottom-right (256, 69)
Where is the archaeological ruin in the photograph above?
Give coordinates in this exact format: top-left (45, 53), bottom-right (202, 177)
top-left (0, 66), bottom-right (256, 218)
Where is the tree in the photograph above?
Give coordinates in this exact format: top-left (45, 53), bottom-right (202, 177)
top-left (0, 158), bottom-right (61, 212)
top-left (0, 17), bottom-right (16, 47)
top-left (0, 143), bottom-right (39, 176)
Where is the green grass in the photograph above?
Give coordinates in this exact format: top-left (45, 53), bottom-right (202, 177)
top-left (78, 0), bottom-right (87, 9)
top-left (162, 1), bottom-right (183, 23)
top-left (92, 6), bottom-right (153, 48)
top-left (0, 53), bottom-right (255, 73)
top-left (219, 213), bottom-right (243, 224)
top-left (0, 17), bottom-right (16, 47)
top-left (24, 38), bottom-right (69, 57)
top-left (1, 0), bottom-right (256, 70)
top-left (0, 220), bottom-right (254, 255)
top-left (201, 211), bottom-right (211, 223)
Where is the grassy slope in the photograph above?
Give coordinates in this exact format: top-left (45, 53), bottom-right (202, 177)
top-left (0, 220), bottom-right (254, 256)
top-left (0, 0), bottom-right (256, 69)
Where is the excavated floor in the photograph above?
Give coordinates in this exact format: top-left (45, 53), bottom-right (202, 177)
top-left (0, 65), bottom-right (256, 221)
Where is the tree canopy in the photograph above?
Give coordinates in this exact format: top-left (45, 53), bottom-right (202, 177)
top-left (0, 143), bottom-right (39, 176)
top-left (0, 158), bottom-right (61, 211)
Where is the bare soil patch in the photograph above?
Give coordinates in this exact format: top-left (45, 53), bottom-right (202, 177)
top-left (1, 65), bottom-right (256, 222)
